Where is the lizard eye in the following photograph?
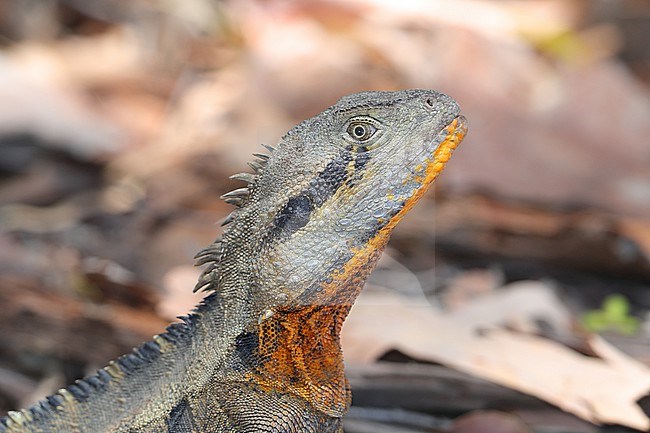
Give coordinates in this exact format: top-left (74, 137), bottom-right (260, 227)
top-left (343, 117), bottom-right (383, 148)
top-left (347, 122), bottom-right (376, 141)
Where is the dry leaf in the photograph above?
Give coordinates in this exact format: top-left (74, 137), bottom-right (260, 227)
top-left (342, 281), bottom-right (650, 429)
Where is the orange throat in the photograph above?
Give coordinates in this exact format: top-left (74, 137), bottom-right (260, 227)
top-left (245, 305), bottom-right (351, 417)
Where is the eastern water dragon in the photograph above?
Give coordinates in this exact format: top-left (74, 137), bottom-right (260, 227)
top-left (0, 89), bottom-right (467, 432)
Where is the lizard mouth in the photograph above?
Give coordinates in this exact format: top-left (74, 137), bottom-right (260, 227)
top-left (385, 114), bottom-right (468, 230)
top-left (433, 115), bottom-right (467, 167)
top-left (424, 114), bottom-right (467, 183)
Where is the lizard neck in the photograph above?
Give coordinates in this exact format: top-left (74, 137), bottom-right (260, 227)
top-left (244, 304), bottom-right (353, 417)
top-left (221, 216), bottom-right (390, 418)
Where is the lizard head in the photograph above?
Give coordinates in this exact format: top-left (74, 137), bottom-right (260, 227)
top-left (197, 89), bottom-right (467, 312)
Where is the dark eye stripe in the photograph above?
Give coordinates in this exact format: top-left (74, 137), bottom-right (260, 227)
top-left (269, 147), bottom-right (372, 240)
top-left (353, 150), bottom-right (370, 172)
top-left (273, 195), bottom-right (313, 235)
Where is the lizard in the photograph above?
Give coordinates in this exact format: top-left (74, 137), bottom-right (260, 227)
top-left (0, 89), bottom-right (467, 433)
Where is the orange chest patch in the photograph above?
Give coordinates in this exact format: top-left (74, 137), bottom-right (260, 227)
top-left (239, 305), bottom-right (351, 417)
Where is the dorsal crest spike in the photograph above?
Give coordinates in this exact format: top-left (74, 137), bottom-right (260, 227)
top-left (252, 152), bottom-right (269, 161)
top-left (193, 264), bottom-right (219, 293)
top-left (195, 285), bottom-right (208, 293)
top-left (247, 160), bottom-right (265, 173)
top-left (194, 255), bottom-right (218, 266)
top-left (222, 197), bottom-right (245, 207)
top-left (220, 211), bottom-right (237, 226)
top-left (261, 143), bottom-right (275, 153)
top-left (220, 188), bottom-right (250, 200)
top-left (230, 172), bottom-right (257, 184)
top-left (193, 234), bottom-right (224, 292)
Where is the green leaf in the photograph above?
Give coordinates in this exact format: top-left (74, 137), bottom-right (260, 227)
top-left (581, 294), bottom-right (640, 336)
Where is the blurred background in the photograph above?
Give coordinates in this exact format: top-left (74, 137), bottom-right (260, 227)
top-left (0, 0), bottom-right (649, 431)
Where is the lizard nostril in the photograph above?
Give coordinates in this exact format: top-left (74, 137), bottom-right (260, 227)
top-left (425, 97), bottom-right (434, 107)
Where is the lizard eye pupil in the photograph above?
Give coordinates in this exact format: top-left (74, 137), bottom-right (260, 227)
top-left (347, 122), bottom-right (375, 141)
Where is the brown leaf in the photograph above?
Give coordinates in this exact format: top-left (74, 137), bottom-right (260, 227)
top-left (343, 282), bottom-right (650, 429)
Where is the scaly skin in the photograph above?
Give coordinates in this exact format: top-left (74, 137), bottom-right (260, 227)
top-left (0, 89), bottom-right (466, 432)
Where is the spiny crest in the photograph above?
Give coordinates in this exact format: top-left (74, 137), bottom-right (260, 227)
top-left (245, 147), bottom-right (272, 175)
top-left (0, 338), bottom-right (166, 430)
top-left (193, 239), bottom-right (223, 292)
top-left (218, 143), bottom-right (275, 209)
top-left (220, 187), bottom-right (250, 207)
top-left (192, 144), bottom-right (275, 293)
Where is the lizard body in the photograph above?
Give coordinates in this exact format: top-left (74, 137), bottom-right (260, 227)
top-left (0, 89), bottom-right (466, 432)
